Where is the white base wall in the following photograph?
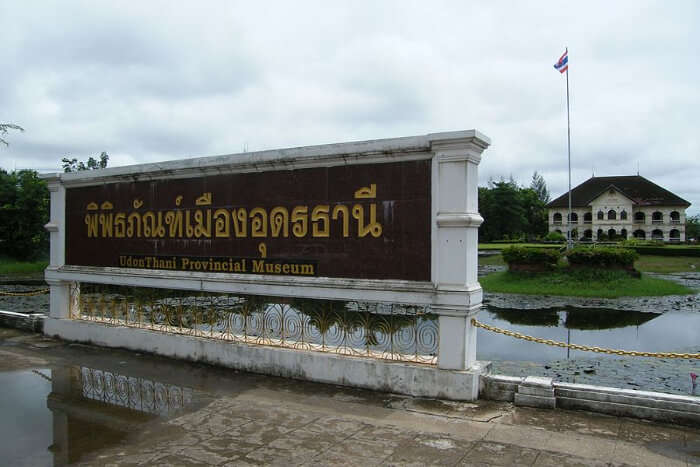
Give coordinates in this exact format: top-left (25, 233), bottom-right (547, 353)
top-left (44, 318), bottom-right (489, 401)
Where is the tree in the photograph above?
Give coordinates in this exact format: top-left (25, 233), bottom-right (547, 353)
top-left (62, 152), bottom-right (109, 172)
top-left (0, 169), bottom-right (49, 260)
top-left (519, 187), bottom-right (548, 239)
top-left (0, 123), bottom-right (24, 146)
top-left (687, 214), bottom-right (699, 242)
top-left (530, 171), bottom-right (550, 204)
top-left (478, 176), bottom-right (550, 241)
top-left (479, 179), bottom-right (527, 241)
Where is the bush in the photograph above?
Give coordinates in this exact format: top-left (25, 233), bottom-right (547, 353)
top-left (502, 246), bottom-right (561, 269)
top-left (566, 247), bottom-right (638, 268)
top-left (620, 239), bottom-right (654, 247)
top-left (544, 231), bottom-right (566, 242)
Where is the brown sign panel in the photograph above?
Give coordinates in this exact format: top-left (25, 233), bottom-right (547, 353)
top-left (65, 160), bottom-right (431, 281)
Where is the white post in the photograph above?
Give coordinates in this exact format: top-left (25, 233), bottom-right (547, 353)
top-left (430, 132), bottom-right (490, 370)
top-left (565, 48), bottom-right (573, 250)
top-left (45, 177), bottom-right (71, 319)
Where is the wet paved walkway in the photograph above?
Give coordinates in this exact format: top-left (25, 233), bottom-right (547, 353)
top-left (0, 328), bottom-right (698, 466)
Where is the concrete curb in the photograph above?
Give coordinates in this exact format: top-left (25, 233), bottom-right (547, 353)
top-left (481, 374), bottom-right (700, 427)
top-left (0, 310), bottom-right (45, 333)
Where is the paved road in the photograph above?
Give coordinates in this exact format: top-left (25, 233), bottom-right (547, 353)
top-left (0, 328), bottom-right (698, 466)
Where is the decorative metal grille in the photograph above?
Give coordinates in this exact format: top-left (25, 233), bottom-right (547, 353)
top-left (78, 366), bottom-right (193, 415)
top-left (69, 283), bottom-right (439, 365)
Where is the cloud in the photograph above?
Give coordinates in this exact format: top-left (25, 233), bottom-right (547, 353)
top-left (0, 0), bottom-right (697, 214)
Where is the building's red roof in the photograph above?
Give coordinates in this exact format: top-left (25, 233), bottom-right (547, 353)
top-left (546, 176), bottom-right (690, 209)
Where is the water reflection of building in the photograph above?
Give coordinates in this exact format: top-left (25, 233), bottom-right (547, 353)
top-left (489, 307), bottom-right (657, 330)
top-left (47, 366), bottom-right (193, 466)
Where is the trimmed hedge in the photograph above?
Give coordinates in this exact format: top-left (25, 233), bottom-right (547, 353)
top-left (566, 247), bottom-right (638, 268)
top-left (619, 239), bottom-right (662, 247)
top-left (502, 246), bottom-right (561, 268)
top-left (544, 231), bottom-right (566, 242)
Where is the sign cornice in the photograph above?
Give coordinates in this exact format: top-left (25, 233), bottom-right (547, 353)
top-left (41, 130), bottom-right (490, 187)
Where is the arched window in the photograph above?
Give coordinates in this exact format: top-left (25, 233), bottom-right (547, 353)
top-left (620, 210), bottom-right (628, 220)
top-left (569, 213), bottom-right (578, 224)
top-left (669, 229), bottom-right (680, 242)
top-left (553, 213), bottom-right (562, 225)
top-left (608, 228), bottom-right (616, 239)
top-left (583, 212), bottom-right (592, 224)
top-left (608, 210), bottom-right (616, 220)
top-left (652, 211), bottom-right (663, 224)
top-left (583, 229), bottom-right (593, 240)
top-left (633, 229), bottom-right (646, 239)
top-left (634, 212), bottom-right (645, 223)
top-left (555, 229), bottom-right (562, 235)
top-left (597, 211), bottom-right (604, 220)
top-left (670, 211), bottom-right (680, 224)
top-left (651, 229), bottom-right (664, 240)
top-left (597, 228), bottom-right (605, 240)
top-left (620, 229), bottom-right (627, 239)
top-left (571, 229), bottom-right (578, 239)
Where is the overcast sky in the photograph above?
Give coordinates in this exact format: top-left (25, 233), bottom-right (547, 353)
top-left (1, 1), bottom-right (698, 214)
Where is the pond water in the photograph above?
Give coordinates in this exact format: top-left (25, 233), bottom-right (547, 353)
top-left (476, 306), bottom-right (700, 362)
top-left (476, 305), bottom-right (700, 395)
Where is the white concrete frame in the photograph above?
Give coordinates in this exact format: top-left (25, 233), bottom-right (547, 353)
top-left (43, 130), bottom-right (490, 381)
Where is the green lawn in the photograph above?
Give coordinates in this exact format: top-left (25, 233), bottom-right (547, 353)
top-left (478, 254), bottom-right (505, 266)
top-left (480, 269), bottom-right (692, 298)
top-left (0, 258), bottom-right (48, 275)
top-left (634, 255), bottom-right (699, 273)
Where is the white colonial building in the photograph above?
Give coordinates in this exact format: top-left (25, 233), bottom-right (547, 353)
top-left (546, 176), bottom-right (691, 242)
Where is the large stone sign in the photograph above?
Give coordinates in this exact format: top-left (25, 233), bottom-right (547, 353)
top-left (46, 130), bottom-right (489, 308)
top-left (43, 130), bottom-right (491, 400)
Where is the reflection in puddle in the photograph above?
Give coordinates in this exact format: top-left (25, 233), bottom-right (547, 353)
top-left (0, 370), bottom-right (53, 467)
top-left (0, 364), bottom-right (198, 466)
top-left (48, 366), bottom-right (197, 465)
top-left (646, 440), bottom-right (700, 464)
top-left (79, 367), bottom-right (193, 416)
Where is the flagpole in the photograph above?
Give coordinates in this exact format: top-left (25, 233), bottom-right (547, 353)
top-left (565, 47), bottom-right (573, 250)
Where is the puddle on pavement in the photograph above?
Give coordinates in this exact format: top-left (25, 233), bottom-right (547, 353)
top-left (646, 440), bottom-right (700, 464)
top-left (477, 306), bottom-right (700, 362)
top-left (0, 365), bottom-right (206, 466)
top-left (0, 370), bottom-right (53, 466)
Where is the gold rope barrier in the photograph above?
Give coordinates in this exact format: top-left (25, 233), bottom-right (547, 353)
top-left (0, 288), bottom-right (50, 297)
top-left (471, 318), bottom-right (700, 360)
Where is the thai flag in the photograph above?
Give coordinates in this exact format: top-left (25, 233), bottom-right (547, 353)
top-left (554, 50), bottom-right (568, 73)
